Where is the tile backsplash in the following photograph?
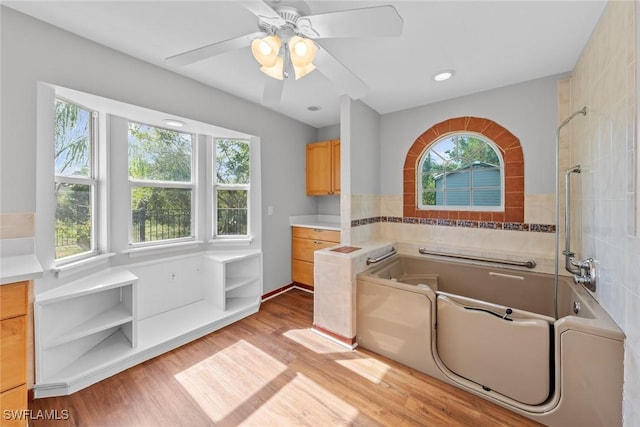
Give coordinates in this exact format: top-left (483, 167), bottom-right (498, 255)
top-left (0, 212), bottom-right (34, 239)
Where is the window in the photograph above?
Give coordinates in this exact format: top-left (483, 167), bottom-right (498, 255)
top-left (128, 122), bottom-right (194, 244)
top-left (214, 138), bottom-right (250, 237)
top-left (403, 117), bottom-right (524, 223)
top-left (418, 133), bottom-right (503, 210)
top-left (54, 99), bottom-right (97, 261)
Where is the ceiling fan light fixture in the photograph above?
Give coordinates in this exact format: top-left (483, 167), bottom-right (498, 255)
top-left (289, 36), bottom-right (316, 67)
top-left (293, 63), bottom-right (316, 80)
top-left (260, 55), bottom-right (285, 80)
top-left (251, 35), bottom-right (282, 67)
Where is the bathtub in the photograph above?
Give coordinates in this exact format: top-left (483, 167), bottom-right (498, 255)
top-left (356, 254), bottom-right (624, 427)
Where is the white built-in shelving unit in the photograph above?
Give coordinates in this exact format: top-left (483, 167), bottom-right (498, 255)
top-left (204, 250), bottom-right (262, 311)
top-left (34, 250), bottom-right (262, 398)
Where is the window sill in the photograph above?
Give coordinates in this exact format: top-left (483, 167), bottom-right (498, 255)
top-left (208, 236), bottom-right (253, 247)
top-left (123, 240), bottom-right (204, 258)
top-left (53, 252), bottom-right (116, 279)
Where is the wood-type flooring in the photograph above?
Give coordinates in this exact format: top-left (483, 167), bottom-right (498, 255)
top-left (28, 289), bottom-right (542, 426)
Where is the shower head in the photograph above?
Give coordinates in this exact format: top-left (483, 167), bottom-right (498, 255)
top-left (558, 106), bottom-right (587, 132)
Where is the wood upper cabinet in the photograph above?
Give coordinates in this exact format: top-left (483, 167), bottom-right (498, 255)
top-left (306, 140), bottom-right (340, 196)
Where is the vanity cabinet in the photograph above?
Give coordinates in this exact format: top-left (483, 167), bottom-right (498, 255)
top-left (0, 281), bottom-right (28, 427)
top-left (292, 227), bottom-right (340, 288)
top-left (306, 140), bottom-right (340, 195)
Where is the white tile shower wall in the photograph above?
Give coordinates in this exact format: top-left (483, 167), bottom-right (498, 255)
top-left (524, 194), bottom-right (554, 224)
top-left (569, 1), bottom-right (638, 424)
top-left (375, 196), bottom-right (557, 273)
top-left (350, 194), bottom-right (380, 244)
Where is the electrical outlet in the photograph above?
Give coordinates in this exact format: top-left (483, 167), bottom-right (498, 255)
top-left (267, 206), bottom-right (274, 216)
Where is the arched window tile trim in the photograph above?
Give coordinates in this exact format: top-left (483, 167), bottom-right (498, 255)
top-left (403, 117), bottom-right (524, 223)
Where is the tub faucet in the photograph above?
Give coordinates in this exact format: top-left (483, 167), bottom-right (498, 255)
top-left (572, 257), bottom-right (596, 292)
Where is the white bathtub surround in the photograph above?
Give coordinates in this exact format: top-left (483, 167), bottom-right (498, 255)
top-left (313, 241), bottom-right (394, 345)
top-left (33, 250), bottom-right (262, 397)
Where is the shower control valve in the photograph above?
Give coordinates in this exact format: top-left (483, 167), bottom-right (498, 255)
top-left (573, 257), bottom-right (596, 292)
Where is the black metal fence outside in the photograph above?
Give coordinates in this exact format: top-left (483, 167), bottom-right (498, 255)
top-left (132, 208), bottom-right (191, 243)
top-left (217, 207), bottom-right (248, 235)
top-left (55, 207), bottom-right (248, 248)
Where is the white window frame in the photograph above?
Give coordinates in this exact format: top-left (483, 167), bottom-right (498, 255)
top-left (212, 138), bottom-right (251, 240)
top-left (417, 132), bottom-right (505, 212)
top-left (127, 121), bottom-right (196, 247)
top-left (54, 99), bottom-right (99, 264)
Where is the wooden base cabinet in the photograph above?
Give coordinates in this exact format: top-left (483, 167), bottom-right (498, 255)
top-left (0, 281), bottom-right (28, 427)
top-left (292, 227), bottom-right (340, 288)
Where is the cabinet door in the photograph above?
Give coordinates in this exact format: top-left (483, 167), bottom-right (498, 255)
top-left (0, 282), bottom-right (28, 320)
top-left (292, 259), bottom-right (314, 287)
top-left (0, 384), bottom-right (27, 427)
top-left (306, 141), bottom-right (332, 195)
top-left (1, 316), bottom-right (27, 392)
top-left (292, 238), bottom-right (339, 263)
top-left (292, 227), bottom-right (340, 243)
top-left (331, 139), bottom-right (341, 194)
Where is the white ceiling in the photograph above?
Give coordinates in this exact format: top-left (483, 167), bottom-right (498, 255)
top-left (3, 0), bottom-right (607, 128)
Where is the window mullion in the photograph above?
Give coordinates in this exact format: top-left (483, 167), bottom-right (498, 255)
top-left (55, 175), bottom-right (95, 186)
top-left (129, 179), bottom-right (193, 189)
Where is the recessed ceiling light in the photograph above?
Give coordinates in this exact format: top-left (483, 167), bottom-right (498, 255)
top-left (433, 70), bottom-right (455, 82)
top-left (307, 105), bottom-right (321, 111)
top-left (162, 119), bottom-right (185, 127)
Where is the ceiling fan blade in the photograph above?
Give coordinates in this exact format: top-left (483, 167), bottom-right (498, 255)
top-left (314, 46), bottom-right (368, 100)
top-left (166, 31), bottom-right (266, 66)
top-left (237, 0), bottom-right (286, 27)
top-left (297, 5), bottom-right (403, 39)
top-left (262, 77), bottom-right (284, 106)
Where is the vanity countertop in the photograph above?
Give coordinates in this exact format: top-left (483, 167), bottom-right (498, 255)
top-left (1, 253), bottom-right (43, 285)
top-left (289, 214), bottom-right (340, 231)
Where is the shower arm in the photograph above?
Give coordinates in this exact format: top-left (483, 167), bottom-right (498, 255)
top-left (563, 165), bottom-right (582, 275)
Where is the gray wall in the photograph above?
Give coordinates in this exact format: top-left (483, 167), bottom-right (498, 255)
top-left (379, 74), bottom-right (563, 196)
top-left (349, 100), bottom-right (381, 195)
top-left (0, 7), bottom-right (317, 293)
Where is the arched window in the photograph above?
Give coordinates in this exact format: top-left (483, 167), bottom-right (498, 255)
top-left (403, 117), bottom-right (524, 223)
top-left (418, 133), bottom-right (503, 210)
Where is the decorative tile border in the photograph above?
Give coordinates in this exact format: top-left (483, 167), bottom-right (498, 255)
top-left (351, 216), bottom-right (555, 233)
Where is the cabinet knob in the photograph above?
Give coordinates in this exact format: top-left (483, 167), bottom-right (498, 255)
top-left (313, 240), bottom-right (320, 244)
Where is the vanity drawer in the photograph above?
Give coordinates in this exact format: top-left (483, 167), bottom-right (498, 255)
top-left (292, 259), bottom-right (314, 286)
top-left (0, 281), bottom-right (28, 320)
top-left (292, 238), bottom-right (338, 263)
top-left (0, 384), bottom-right (27, 427)
top-left (1, 316), bottom-right (27, 392)
top-left (292, 227), bottom-right (340, 243)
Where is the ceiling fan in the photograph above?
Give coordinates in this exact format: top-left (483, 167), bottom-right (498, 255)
top-left (165, 1), bottom-right (403, 105)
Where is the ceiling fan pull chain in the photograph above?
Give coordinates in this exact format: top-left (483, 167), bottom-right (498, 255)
top-left (283, 46), bottom-right (290, 79)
